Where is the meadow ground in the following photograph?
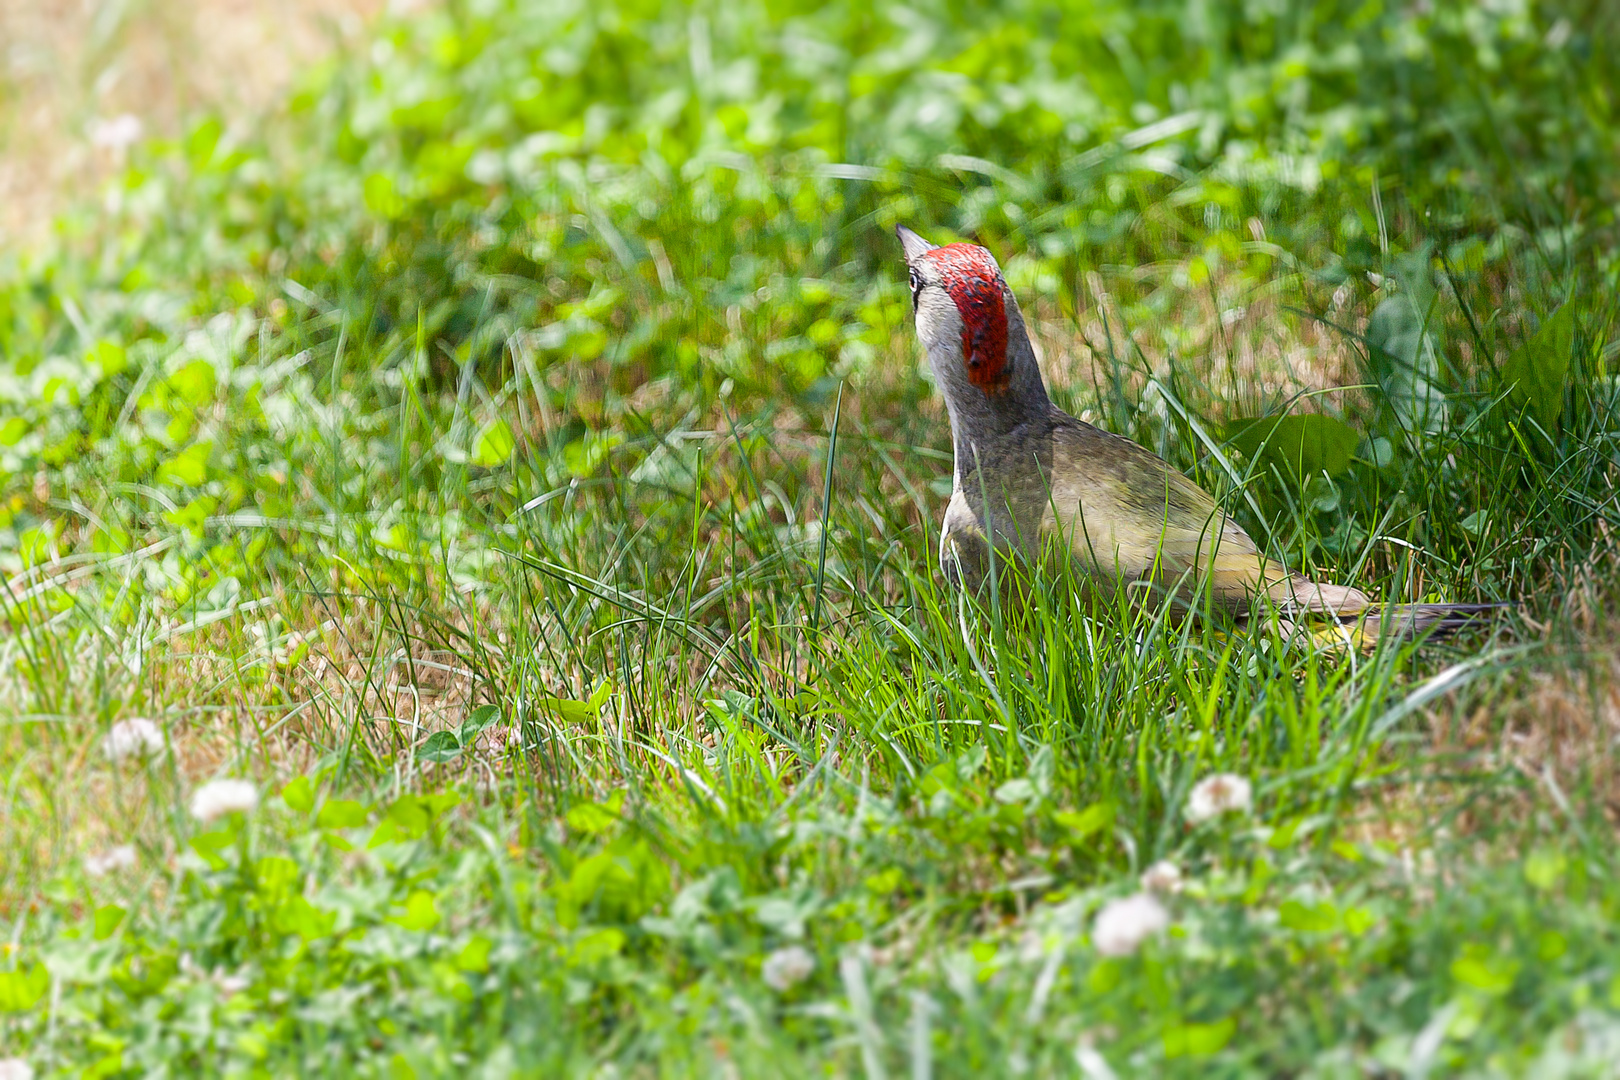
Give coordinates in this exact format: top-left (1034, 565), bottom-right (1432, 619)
top-left (1, 1), bottom-right (1619, 1076)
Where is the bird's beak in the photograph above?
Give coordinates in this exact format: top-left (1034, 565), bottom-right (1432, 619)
top-left (895, 224), bottom-right (936, 263)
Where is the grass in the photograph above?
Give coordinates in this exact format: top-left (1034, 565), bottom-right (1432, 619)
top-left (2, 0), bottom-right (1620, 1075)
top-left (0, 0), bottom-right (380, 251)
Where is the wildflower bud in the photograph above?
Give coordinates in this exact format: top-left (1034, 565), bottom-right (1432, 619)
top-left (1092, 893), bottom-right (1169, 957)
top-left (85, 845), bottom-right (138, 877)
top-left (1185, 773), bottom-right (1253, 824)
top-left (103, 718), bottom-right (165, 762)
top-left (88, 113), bottom-right (143, 151)
top-left (761, 945), bottom-right (816, 991)
top-left (189, 779), bottom-right (259, 823)
top-left (1139, 860), bottom-right (1183, 895)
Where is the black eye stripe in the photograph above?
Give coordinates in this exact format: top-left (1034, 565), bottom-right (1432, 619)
top-left (908, 267), bottom-right (923, 311)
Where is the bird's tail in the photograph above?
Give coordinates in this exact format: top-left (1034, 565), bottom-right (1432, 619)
top-left (1261, 574), bottom-right (1509, 648)
top-left (1342, 602), bottom-right (1512, 645)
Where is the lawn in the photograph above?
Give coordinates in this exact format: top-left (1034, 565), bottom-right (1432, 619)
top-left (2, 0), bottom-right (1619, 1075)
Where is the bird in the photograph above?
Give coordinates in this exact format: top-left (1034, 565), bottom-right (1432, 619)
top-left (895, 224), bottom-right (1502, 645)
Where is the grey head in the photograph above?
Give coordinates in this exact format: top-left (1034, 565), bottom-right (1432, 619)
top-left (894, 224), bottom-right (1050, 447)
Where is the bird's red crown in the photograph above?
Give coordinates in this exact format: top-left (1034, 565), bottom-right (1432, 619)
top-left (922, 243), bottom-right (1009, 390)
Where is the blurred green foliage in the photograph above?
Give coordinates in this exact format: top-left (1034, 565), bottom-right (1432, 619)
top-left (0, 0), bottom-right (1613, 579)
top-left (7, 0), bottom-right (1617, 395)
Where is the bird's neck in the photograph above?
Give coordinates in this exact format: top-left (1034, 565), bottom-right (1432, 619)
top-left (942, 312), bottom-right (1051, 484)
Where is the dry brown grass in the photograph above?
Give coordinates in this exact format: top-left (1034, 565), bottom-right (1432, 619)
top-left (0, 0), bottom-right (393, 254)
top-left (1025, 265), bottom-right (1366, 435)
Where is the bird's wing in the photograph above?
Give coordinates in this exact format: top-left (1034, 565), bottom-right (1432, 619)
top-left (1039, 419), bottom-right (1283, 614)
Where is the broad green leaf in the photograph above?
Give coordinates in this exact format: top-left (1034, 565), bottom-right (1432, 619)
top-left (255, 856), bottom-right (300, 897)
top-left (538, 697), bottom-right (594, 723)
top-left (1279, 899), bottom-right (1339, 933)
top-left (1088, 959), bottom-right (1122, 994)
top-left (391, 890), bottom-right (441, 932)
top-left (419, 730), bottom-right (462, 764)
top-left (472, 419), bottom-right (516, 467)
top-left (1267, 818), bottom-right (1301, 849)
top-left (1450, 946), bottom-right (1519, 994)
top-left (238, 1026), bottom-right (270, 1061)
top-left (158, 442), bottom-right (214, 487)
top-left (994, 778), bottom-right (1036, 804)
top-left (317, 799), bottom-right (369, 829)
top-left (864, 868), bottom-right (904, 894)
top-left (1524, 847), bottom-right (1567, 890)
top-left (1163, 1016), bottom-right (1237, 1058)
top-left (569, 927), bottom-right (626, 966)
top-left (1501, 303), bottom-right (1575, 430)
top-left (93, 904), bottom-right (126, 941)
top-left (1226, 414), bottom-right (1360, 480)
top-left (167, 360), bottom-right (218, 408)
top-left (1365, 288), bottom-right (1446, 433)
top-left (567, 790), bottom-right (626, 835)
top-left (459, 704), bottom-right (502, 744)
top-left (751, 893), bottom-right (817, 939)
top-left (165, 497), bottom-right (216, 535)
top-left (1305, 475), bottom-right (1340, 513)
top-left (1343, 906), bottom-right (1376, 936)
top-left (566, 851), bottom-right (623, 907)
top-left (88, 339), bottom-right (127, 376)
top-left (567, 803), bottom-right (620, 835)
top-left (190, 829), bottom-right (235, 871)
top-left (1243, 856), bottom-right (1275, 905)
top-left (370, 792), bottom-right (460, 846)
top-left (918, 760), bottom-right (957, 799)
top-left (562, 432), bottom-right (623, 478)
top-left (420, 792), bottom-right (462, 818)
top-left (275, 896), bottom-right (337, 941)
top-left (363, 172), bottom-right (406, 218)
top-left (456, 935), bottom-right (494, 973)
top-left (1054, 803), bottom-right (1114, 838)
top-left (0, 963), bottom-right (49, 1011)
top-left (281, 776), bottom-right (315, 813)
top-left (556, 834), bottom-right (669, 926)
top-left (535, 681), bottom-right (613, 723)
top-left (83, 1052), bottom-right (124, 1080)
top-left (185, 117), bottom-right (223, 167)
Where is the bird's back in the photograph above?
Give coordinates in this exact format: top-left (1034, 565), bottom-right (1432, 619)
top-left (943, 403), bottom-right (1329, 616)
top-left (1037, 409), bottom-right (1277, 613)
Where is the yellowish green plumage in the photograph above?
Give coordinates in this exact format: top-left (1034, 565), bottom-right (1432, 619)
top-left (899, 223), bottom-right (1501, 646)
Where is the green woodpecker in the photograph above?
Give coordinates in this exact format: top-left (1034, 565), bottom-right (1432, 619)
top-left (897, 224), bottom-right (1501, 642)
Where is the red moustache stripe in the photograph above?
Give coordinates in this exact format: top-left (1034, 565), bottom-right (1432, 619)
top-left (925, 243), bottom-right (1009, 391)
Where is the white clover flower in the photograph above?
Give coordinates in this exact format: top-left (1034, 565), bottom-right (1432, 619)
top-left (1185, 773), bottom-right (1253, 824)
top-left (761, 945), bottom-right (816, 991)
top-left (85, 844), bottom-right (138, 877)
top-left (1139, 860), bottom-right (1183, 895)
top-left (104, 718), bottom-right (164, 762)
top-left (1091, 893), bottom-right (1170, 957)
top-left (216, 973), bottom-right (251, 998)
top-left (189, 778), bottom-right (259, 823)
top-left (88, 113), bottom-right (143, 151)
top-left (0, 1059), bottom-right (34, 1080)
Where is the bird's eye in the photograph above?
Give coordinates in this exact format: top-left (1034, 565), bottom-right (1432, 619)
top-left (908, 267), bottom-right (922, 309)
